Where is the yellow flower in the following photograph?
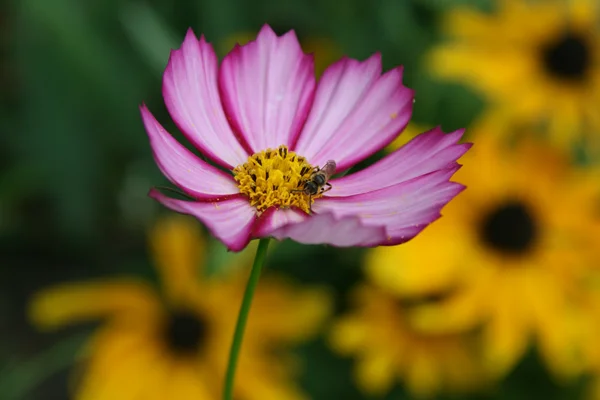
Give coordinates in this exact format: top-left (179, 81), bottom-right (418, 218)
top-left (365, 120), bottom-right (600, 380)
top-left (329, 284), bottom-right (485, 398)
top-left (29, 215), bottom-right (331, 400)
top-left (429, 0), bottom-right (600, 150)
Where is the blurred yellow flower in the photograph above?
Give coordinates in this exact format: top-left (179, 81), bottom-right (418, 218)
top-left (365, 121), bottom-right (600, 380)
top-left (429, 0), bottom-right (600, 150)
top-left (29, 215), bottom-right (331, 400)
top-left (329, 284), bottom-right (485, 398)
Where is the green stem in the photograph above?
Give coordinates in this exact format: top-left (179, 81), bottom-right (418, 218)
top-left (223, 238), bottom-right (270, 400)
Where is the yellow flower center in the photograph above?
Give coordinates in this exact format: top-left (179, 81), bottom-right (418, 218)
top-left (233, 145), bottom-right (318, 214)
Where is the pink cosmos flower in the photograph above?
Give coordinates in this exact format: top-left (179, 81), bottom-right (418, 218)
top-left (142, 25), bottom-right (471, 252)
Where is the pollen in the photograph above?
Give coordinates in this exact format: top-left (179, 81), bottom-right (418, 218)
top-left (233, 145), bottom-right (317, 214)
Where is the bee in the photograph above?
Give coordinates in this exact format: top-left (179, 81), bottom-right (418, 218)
top-left (293, 160), bottom-right (337, 205)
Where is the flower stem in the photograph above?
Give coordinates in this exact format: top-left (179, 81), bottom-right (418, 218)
top-left (223, 238), bottom-right (270, 400)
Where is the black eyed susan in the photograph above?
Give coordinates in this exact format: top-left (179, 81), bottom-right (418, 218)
top-left (430, 0), bottom-right (600, 149)
top-left (329, 284), bottom-right (485, 398)
top-left (366, 121), bottom-right (600, 380)
top-left (29, 216), bottom-right (331, 400)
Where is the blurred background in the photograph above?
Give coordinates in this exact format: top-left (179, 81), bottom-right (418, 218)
top-left (3, 0), bottom-right (600, 399)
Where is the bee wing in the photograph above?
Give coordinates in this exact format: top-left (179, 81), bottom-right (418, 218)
top-left (323, 160), bottom-right (337, 178)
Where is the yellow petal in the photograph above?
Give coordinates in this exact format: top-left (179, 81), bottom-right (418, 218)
top-left (528, 275), bottom-right (585, 379)
top-left (442, 343), bottom-right (488, 393)
top-left (29, 280), bottom-right (159, 330)
top-left (482, 290), bottom-right (530, 378)
top-left (365, 218), bottom-right (470, 297)
top-left (355, 351), bottom-right (397, 395)
top-left (246, 277), bottom-right (333, 343)
top-left (235, 356), bottom-right (308, 400)
top-left (168, 362), bottom-right (214, 400)
top-left (442, 7), bottom-right (503, 40)
top-left (149, 215), bottom-right (205, 301)
top-left (408, 275), bottom-right (489, 333)
top-left (76, 325), bottom-right (165, 400)
top-left (328, 316), bottom-right (367, 355)
top-left (405, 353), bottom-right (442, 399)
top-left (428, 45), bottom-right (534, 100)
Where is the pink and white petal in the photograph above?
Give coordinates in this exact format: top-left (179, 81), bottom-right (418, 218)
top-left (149, 189), bottom-right (255, 252)
top-left (294, 55), bottom-right (414, 171)
top-left (253, 207), bottom-right (307, 237)
top-left (267, 213), bottom-right (388, 247)
top-left (314, 167), bottom-right (465, 245)
top-left (218, 25), bottom-right (316, 152)
top-left (329, 127), bottom-right (470, 197)
top-left (163, 29), bottom-right (249, 168)
top-left (141, 105), bottom-right (239, 199)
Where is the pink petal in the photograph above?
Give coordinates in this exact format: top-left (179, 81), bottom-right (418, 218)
top-left (267, 213), bottom-right (387, 247)
top-left (141, 105), bottom-right (240, 199)
top-left (253, 207), bottom-right (307, 237)
top-left (163, 29), bottom-right (249, 168)
top-left (329, 127), bottom-right (470, 196)
top-left (149, 189), bottom-right (255, 251)
top-left (314, 167), bottom-right (465, 245)
top-left (294, 55), bottom-right (414, 171)
top-left (218, 25), bottom-right (316, 153)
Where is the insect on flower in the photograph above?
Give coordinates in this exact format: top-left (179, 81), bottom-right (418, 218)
top-left (293, 160), bottom-right (337, 207)
top-left (141, 24), bottom-right (471, 251)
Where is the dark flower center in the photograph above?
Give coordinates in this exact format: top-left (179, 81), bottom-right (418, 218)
top-left (399, 290), bottom-right (453, 308)
top-left (164, 309), bottom-right (207, 355)
top-left (480, 201), bottom-right (537, 255)
top-left (542, 31), bottom-right (591, 80)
